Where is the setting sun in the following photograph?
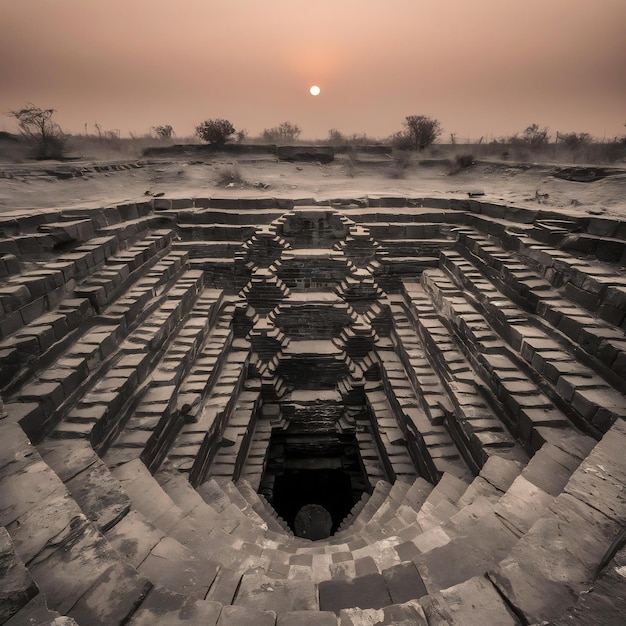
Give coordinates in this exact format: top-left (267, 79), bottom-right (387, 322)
top-left (309, 85), bottom-right (321, 96)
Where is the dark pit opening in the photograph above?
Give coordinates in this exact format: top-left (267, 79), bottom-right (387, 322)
top-left (260, 430), bottom-right (369, 538)
top-left (273, 468), bottom-right (354, 537)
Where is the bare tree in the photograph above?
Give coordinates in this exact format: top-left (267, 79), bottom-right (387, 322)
top-left (404, 115), bottom-right (442, 151)
top-left (262, 122), bottom-right (301, 144)
top-left (9, 104), bottom-right (66, 159)
top-left (511, 123), bottom-right (550, 147)
top-left (153, 125), bottom-right (174, 140)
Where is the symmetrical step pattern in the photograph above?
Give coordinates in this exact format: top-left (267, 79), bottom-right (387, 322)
top-left (0, 196), bottom-right (625, 625)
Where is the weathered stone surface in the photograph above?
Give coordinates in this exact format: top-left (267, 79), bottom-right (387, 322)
top-left (128, 586), bottom-right (222, 626)
top-left (64, 455), bottom-right (131, 531)
top-left (551, 545), bottom-right (626, 625)
top-left (489, 492), bottom-right (620, 623)
top-left (338, 607), bottom-right (386, 626)
top-left (278, 610), bottom-right (338, 625)
top-left (0, 527), bottom-right (38, 624)
top-left (4, 594), bottom-right (80, 626)
top-left (419, 594), bottom-right (453, 625)
top-left (381, 561), bottom-right (428, 604)
top-left (493, 475), bottom-right (554, 535)
top-left (22, 509), bottom-right (151, 624)
top-left (105, 509), bottom-right (165, 568)
top-left (217, 605), bottom-right (277, 626)
top-left (416, 512), bottom-right (518, 592)
top-left (439, 576), bottom-right (519, 625)
top-left (319, 573), bottom-right (392, 614)
top-left (138, 536), bottom-right (219, 598)
top-left (235, 573), bottom-right (318, 613)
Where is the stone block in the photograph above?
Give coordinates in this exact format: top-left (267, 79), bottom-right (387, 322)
top-left (381, 561), bottom-right (428, 604)
top-left (0, 527), bottom-right (38, 624)
top-left (279, 610), bottom-right (338, 626)
top-left (130, 587), bottom-right (221, 625)
top-left (217, 605), bottom-right (277, 626)
top-left (440, 576), bottom-right (518, 625)
top-left (319, 573), bottom-right (392, 614)
top-left (138, 536), bottom-right (218, 599)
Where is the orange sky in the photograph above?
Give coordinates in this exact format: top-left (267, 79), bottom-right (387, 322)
top-left (1, 0), bottom-right (625, 140)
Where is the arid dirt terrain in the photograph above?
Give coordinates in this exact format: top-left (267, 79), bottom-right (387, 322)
top-left (1, 153), bottom-right (625, 219)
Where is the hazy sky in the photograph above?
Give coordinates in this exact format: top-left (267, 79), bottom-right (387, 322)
top-left (1, 0), bottom-right (625, 140)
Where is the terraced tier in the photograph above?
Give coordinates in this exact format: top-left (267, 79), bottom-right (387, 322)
top-left (1, 196), bottom-right (625, 625)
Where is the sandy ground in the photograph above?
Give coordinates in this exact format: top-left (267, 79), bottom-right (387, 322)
top-left (1, 154), bottom-right (626, 220)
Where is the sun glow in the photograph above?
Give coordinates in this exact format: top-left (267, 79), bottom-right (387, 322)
top-left (309, 85), bottom-right (321, 96)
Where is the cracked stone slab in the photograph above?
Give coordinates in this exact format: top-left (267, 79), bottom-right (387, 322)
top-left (4, 594), bottom-right (80, 626)
top-left (319, 573), bottom-right (392, 614)
top-left (128, 586), bottom-right (222, 626)
top-left (234, 572), bottom-right (318, 613)
top-left (438, 576), bottom-right (519, 625)
top-left (0, 527), bottom-right (38, 624)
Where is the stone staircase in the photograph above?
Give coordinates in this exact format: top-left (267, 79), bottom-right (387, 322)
top-left (1, 196), bottom-right (625, 624)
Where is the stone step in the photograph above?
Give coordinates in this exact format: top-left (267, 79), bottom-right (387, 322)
top-left (0, 525), bottom-right (39, 624)
top-left (126, 586), bottom-right (222, 626)
top-left (421, 268), bottom-right (577, 445)
top-left (239, 418), bottom-right (273, 490)
top-left (433, 251), bottom-right (626, 436)
top-left (112, 458), bottom-right (276, 575)
top-left (4, 252), bottom-right (193, 443)
top-left (390, 297), bottom-right (453, 426)
top-left (37, 443), bottom-right (245, 596)
top-left (0, 421), bottom-right (151, 625)
top-left (406, 287), bottom-right (526, 471)
top-left (502, 227), bottom-right (626, 320)
top-left (3, 593), bottom-right (81, 626)
top-left (177, 223), bottom-right (257, 242)
top-left (0, 233), bottom-right (121, 331)
top-left (49, 272), bottom-right (204, 451)
top-left (206, 399), bottom-right (259, 483)
top-left (447, 234), bottom-right (626, 387)
top-left (0, 240), bottom-right (183, 392)
top-left (377, 340), bottom-right (466, 482)
top-left (489, 418), bottom-right (626, 624)
top-left (213, 476), bottom-right (273, 529)
top-left (364, 389), bottom-right (420, 480)
top-left (0, 297), bottom-right (96, 392)
top-left (174, 239), bottom-right (242, 258)
top-left (100, 249), bottom-right (189, 330)
top-left (548, 543), bottom-right (626, 626)
top-left (335, 481), bottom-right (392, 537)
top-left (165, 343), bottom-right (251, 484)
top-left (234, 571), bottom-right (318, 614)
top-left (318, 559), bottom-right (433, 617)
top-left (73, 230), bottom-right (175, 312)
top-left (386, 451), bottom-right (578, 593)
top-left (236, 478), bottom-right (292, 534)
top-left (336, 491), bottom-right (371, 534)
top-left (105, 290), bottom-right (221, 470)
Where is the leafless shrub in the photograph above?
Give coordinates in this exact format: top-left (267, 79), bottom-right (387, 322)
top-left (262, 122), bottom-right (301, 144)
top-left (403, 115), bottom-right (442, 151)
top-left (9, 104), bottom-right (67, 159)
top-left (153, 125), bottom-right (174, 140)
